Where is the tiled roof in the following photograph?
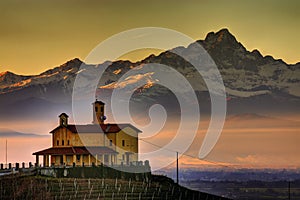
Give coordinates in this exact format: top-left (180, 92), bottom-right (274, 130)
top-left (50, 124), bottom-right (142, 134)
top-left (33, 146), bottom-right (118, 155)
top-left (93, 100), bottom-right (105, 105)
top-left (59, 113), bottom-right (69, 118)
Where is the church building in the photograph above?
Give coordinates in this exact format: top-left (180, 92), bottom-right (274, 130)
top-left (33, 100), bottom-right (141, 167)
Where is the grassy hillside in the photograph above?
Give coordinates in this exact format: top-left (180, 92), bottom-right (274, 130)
top-left (0, 174), bottom-right (230, 200)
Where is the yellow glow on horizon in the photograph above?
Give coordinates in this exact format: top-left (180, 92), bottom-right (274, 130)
top-left (0, 0), bottom-right (299, 75)
top-left (117, 49), bottom-right (163, 63)
top-left (0, 115), bottom-right (299, 168)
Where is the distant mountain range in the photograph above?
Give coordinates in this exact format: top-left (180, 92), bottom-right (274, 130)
top-left (0, 128), bottom-right (48, 137)
top-left (0, 28), bottom-right (299, 121)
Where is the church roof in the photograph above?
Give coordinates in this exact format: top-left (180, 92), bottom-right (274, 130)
top-left (50, 124), bottom-right (142, 134)
top-left (33, 146), bottom-right (118, 155)
top-left (93, 100), bottom-right (105, 105)
top-left (59, 113), bottom-right (69, 118)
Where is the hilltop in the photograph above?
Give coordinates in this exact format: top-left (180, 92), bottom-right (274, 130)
top-left (0, 174), bottom-right (231, 200)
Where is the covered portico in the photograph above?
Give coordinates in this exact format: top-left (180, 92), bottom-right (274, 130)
top-left (33, 146), bottom-right (118, 167)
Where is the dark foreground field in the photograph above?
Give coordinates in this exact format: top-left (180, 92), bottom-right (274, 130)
top-left (0, 174), bottom-right (230, 200)
top-left (182, 180), bottom-right (300, 200)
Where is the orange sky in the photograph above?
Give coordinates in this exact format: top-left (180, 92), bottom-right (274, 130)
top-left (0, 0), bottom-right (299, 75)
top-left (1, 116), bottom-right (299, 169)
top-left (0, 0), bottom-right (299, 170)
top-left (138, 116), bottom-right (300, 169)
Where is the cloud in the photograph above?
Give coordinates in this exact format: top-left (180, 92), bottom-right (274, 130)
top-left (236, 155), bottom-right (262, 164)
top-left (235, 154), bottom-right (300, 168)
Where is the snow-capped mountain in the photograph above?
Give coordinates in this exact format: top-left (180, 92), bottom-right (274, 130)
top-left (136, 29), bottom-right (300, 98)
top-left (0, 71), bottom-right (32, 89)
top-left (0, 29), bottom-right (299, 120)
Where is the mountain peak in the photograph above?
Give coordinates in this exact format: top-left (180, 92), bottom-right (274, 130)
top-left (216, 28), bottom-right (235, 39)
top-left (65, 58), bottom-right (83, 65)
top-left (0, 71), bottom-right (30, 88)
top-left (0, 71), bottom-right (16, 77)
top-left (71, 57), bottom-right (82, 62)
top-left (204, 28), bottom-right (238, 46)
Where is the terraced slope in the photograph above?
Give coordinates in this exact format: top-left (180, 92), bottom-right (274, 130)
top-left (0, 174), bottom-right (230, 200)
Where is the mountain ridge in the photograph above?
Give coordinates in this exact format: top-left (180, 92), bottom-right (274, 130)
top-left (0, 28), bottom-right (299, 120)
top-left (1, 29), bottom-right (298, 76)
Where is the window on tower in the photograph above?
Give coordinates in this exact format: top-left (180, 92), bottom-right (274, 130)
top-left (101, 107), bottom-right (104, 112)
top-left (95, 107), bottom-right (98, 112)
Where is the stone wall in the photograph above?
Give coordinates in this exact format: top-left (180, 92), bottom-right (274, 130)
top-left (38, 164), bottom-right (151, 181)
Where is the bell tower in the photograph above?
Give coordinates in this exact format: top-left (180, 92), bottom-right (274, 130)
top-left (59, 113), bottom-right (69, 127)
top-left (92, 100), bottom-right (106, 124)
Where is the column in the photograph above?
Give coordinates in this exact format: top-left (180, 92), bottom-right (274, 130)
top-left (95, 154), bottom-right (98, 166)
top-left (80, 155), bottom-right (83, 166)
top-left (103, 134), bottom-right (106, 146)
top-left (88, 154), bottom-right (91, 166)
top-left (43, 155), bottom-right (49, 167)
top-left (46, 155), bottom-right (49, 167)
top-left (43, 155), bottom-right (46, 167)
top-left (36, 155), bottom-right (39, 167)
top-left (63, 155), bottom-right (67, 166)
top-left (102, 154), bottom-right (105, 165)
top-left (73, 155), bottom-right (76, 166)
